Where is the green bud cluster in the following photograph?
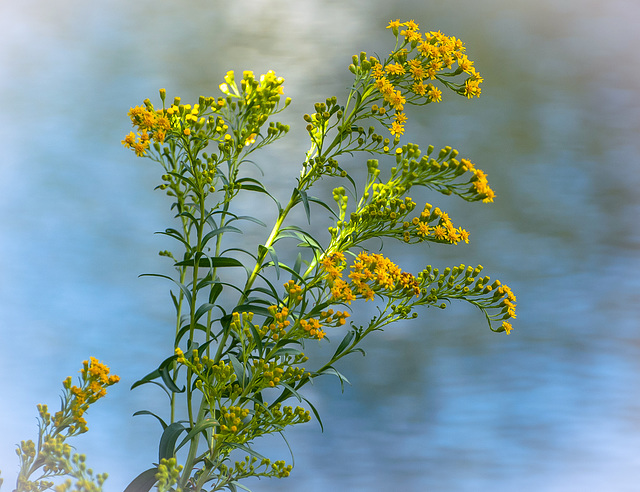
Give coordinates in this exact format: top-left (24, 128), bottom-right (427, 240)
top-left (155, 457), bottom-right (183, 492)
top-left (348, 51), bottom-right (378, 75)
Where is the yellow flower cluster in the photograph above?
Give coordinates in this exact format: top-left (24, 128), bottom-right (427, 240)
top-left (403, 203), bottom-right (470, 244)
top-left (52, 358), bottom-right (119, 435)
top-left (493, 281), bottom-right (517, 334)
top-left (321, 251), bottom-right (420, 303)
top-left (219, 69), bottom-right (289, 148)
top-left (122, 104), bottom-right (172, 156)
top-left (284, 279), bottom-right (304, 306)
top-left (266, 305), bottom-right (291, 341)
top-left (367, 20), bottom-right (483, 137)
top-left (462, 159), bottom-right (495, 203)
top-left (298, 318), bottom-right (326, 339)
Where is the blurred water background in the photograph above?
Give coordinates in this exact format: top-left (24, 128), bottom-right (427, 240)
top-left (1, 0), bottom-right (639, 490)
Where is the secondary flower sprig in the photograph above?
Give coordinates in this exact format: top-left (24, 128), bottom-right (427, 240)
top-left (9, 359), bottom-right (119, 492)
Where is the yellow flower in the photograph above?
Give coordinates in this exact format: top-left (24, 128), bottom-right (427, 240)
top-left (389, 90), bottom-right (406, 111)
top-left (394, 112), bottom-right (407, 125)
top-left (389, 121), bottom-right (404, 136)
top-left (463, 78), bottom-right (482, 98)
top-left (427, 85), bottom-right (442, 103)
top-left (433, 225), bottom-right (447, 240)
top-left (385, 63), bottom-right (406, 76)
top-left (387, 19), bottom-right (402, 30)
top-left (371, 62), bottom-right (385, 79)
top-left (412, 81), bottom-right (427, 96)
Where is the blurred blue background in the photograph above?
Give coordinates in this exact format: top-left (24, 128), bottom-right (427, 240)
top-left (1, 0), bottom-right (639, 491)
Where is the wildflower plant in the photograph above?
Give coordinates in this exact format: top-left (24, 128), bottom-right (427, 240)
top-left (3, 18), bottom-right (516, 492)
top-left (118, 19), bottom-right (516, 491)
top-left (1, 358), bottom-right (119, 491)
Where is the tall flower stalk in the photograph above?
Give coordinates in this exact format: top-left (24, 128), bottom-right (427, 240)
top-left (118, 18), bottom-right (516, 492)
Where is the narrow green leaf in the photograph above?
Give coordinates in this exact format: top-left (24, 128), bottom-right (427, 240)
top-left (229, 481), bottom-right (253, 492)
top-left (130, 368), bottom-right (160, 391)
top-left (159, 364), bottom-right (185, 394)
top-left (174, 256), bottom-right (244, 269)
top-left (194, 303), bottom-right (216, 322)
top-left (232, 215), bottom-right (267, 227)
top-left (176, 322), bottom-right (209, 346)
top-left (296, 187), bottom-right (312, 224)
top-left (132, 410), bottom-right (168, 430)
top-left (209, 282), bottom-right (223, 304)
top-left (123, 468), bottom-right (158, 492)
top-left (227, 443), bottom-right (268, 462)
top-left (307, 195), bottom-right (338, 218)
top-left (267, 246), bottom-right (280, 279)
top-left (293, 252), bottom-right (303, 275)
top-left (140, 273), bottom-right (192, 307)
top-left (201, 225), bottom-right (243, 248)
top-left (302, 395), bottom-right (324, 432)
top-left (332, 330), bottom-right (356, 359)
top-left (158, 422), bottom-right (186, 461)
top-left (176, 418), bottom-right (218, 452)
top-left (228, 354), bottom-right (246, 387)
top-left (248, 321), bottom-right (263, 355)
top-left (279, 382), bottom-right (302, 402)
top-left (272, 347), bottom-right (304, 358)
top-left (319, 366), bottom-right (351, 392)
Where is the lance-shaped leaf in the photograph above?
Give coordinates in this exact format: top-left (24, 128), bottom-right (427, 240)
top-left (175, 256), bottom-right (245, 269)
top-left (123, 468), bottom-right (159, 492)
top-left (158, 421), bottom-right (186, 461)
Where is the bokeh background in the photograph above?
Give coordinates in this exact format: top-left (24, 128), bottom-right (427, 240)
top-left (2, 0), bottom-right (639, 490)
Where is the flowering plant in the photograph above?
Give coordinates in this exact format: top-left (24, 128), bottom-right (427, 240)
top-left (2, 19), bottom-right (516, 492)
top-left (2, 359), bottom-right (119, 491)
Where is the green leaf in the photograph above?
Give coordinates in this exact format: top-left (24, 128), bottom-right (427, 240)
top-left (295, 187), bottom-right (312, 224)
top-left (293, 252), bottom-right (303, 275)
top-left (132, 410), bottom-right (168, 430)
top-left (332, 329), bottom-right (356, 359)
top-left (229, 481), bottom-right (254, 492)
top-left (272, 346), bottom-right (304, 358)
top-left (140, 273), bottom-right (192, 307)
top-left (160, 365), bottom-right (185, 394)
top-left (174, 256), bottom-right (244, 269)
top-left (302, 395), bottom-right (324, 432)
top-left (176, 322), bottom-right (210, 346)
top-left (319, 366), bottom-right (351, 392)
top-left (307, 194), bottom-right (338, 218)
top-left (227, 443), bottom-right (269, 462)
top-left (231, 215), bottom-right (267, 228)
top-left (123, 468), bottom-right (158, 492)
top-left (279, 382), bottom-right (302, 402)
top-left (247, 286), bottom-right (278, 302)
top-left (209, 282), bottom-right (223, 304)
top-left (201, 225), bottom-right (243, 248)
top-left (130, 368), bottom-right (160, 391)
top-left (247, 321), bottom-right (263, 355)
top-left (156, 228), bottom-right (190, 249)
top-left (194, 303), bottom-right (217, 322)
top-left (176, 417), bottom-right (219, 452)
top-left (158, 422), bottom-right (186, 461)
top-left (266, 246), bottom-right (280, 279)
top-left (228, 354), bottom-right (247, 387)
